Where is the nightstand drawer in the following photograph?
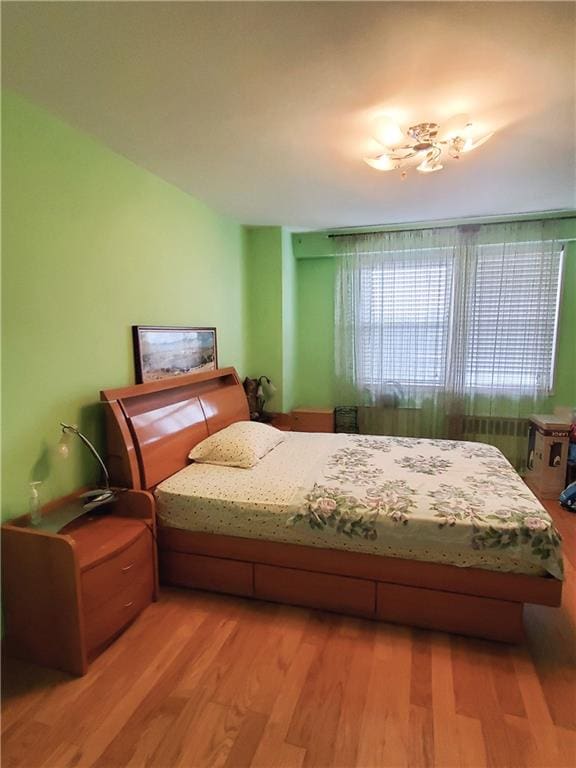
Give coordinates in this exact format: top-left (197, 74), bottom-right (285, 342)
top-left (84, 568), bottom-right (154, 655)
top-left (291, 408), bottom-right (334, 433)
top-left (82, 528), bottom-right (152, 613)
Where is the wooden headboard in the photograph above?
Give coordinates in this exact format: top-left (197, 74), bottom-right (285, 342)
top-left (100, 368), bottom-right (249, 490)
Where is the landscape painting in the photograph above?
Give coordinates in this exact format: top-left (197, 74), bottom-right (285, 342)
top-left (133, 326), bottom-right (217, 383)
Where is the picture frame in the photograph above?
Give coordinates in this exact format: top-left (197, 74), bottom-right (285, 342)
top-left (132, 326), bottom-right (218, 384)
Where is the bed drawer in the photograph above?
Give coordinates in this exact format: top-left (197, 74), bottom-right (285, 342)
top-left (254, 564), bottom-right (375, 617)
top-left (376, 582), bottom-right (524, 642)
top-left (85, 569), bottom-right (154, 655)
top-left (82, 529), bottom-right (152, 613)
top-left (159, 551), bottom-right (253, 597)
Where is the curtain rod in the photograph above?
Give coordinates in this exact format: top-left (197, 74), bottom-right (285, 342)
top-left (325, 212), bottom-right (576, 239)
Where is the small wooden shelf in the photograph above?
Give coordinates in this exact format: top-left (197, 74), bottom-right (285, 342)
top-left (1, 489), bottom-right (158, 675)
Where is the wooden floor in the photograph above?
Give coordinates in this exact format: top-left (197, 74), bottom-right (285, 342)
top-left (2, 500), bottom-right (575, 768)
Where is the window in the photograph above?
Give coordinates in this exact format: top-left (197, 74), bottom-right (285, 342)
top-left (356, 243), bottom-right (563, 394)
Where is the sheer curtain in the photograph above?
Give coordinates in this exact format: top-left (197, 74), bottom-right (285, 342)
top-left (334, 221), bottom-right (564, 468)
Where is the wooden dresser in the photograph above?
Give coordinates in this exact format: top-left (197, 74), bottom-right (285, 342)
top-left (1, 489), bottom-right (157, 675)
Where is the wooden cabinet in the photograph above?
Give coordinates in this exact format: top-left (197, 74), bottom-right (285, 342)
top-left (1, 489), bottom-right (157, 675)
top-left (268, 413), bottom-right (293, 431)
top-left (291, 408), bottom-right (334, 433)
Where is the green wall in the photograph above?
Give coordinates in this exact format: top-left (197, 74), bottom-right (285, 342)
top-left (244, 226), bottom-right (296, 413)
top-left (281, 228), bottom-right (297, 413)
top-left (554, 242), bottom-right (576, 407)
top-left (244, 227), bottom-right (284, 410)
top-left (1, 91), bottom-right (247, 520)
top-left (295, 257), bottom-right (336, 408)
top-left (293, 231), bottom-right (576, 411)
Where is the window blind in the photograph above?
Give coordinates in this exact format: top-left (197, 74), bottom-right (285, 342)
top-left (358, 250), bottom-right (454, 387)
top-left (356, 243), bottom-right (563, 394)
top-left (464, 243), bottom-right (563, 391)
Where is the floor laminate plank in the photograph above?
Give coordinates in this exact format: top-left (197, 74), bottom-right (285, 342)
top-left (110, 697), bottom-right (188, 768)
top-left (504, 713), bottom-right (545, 768)
top-left (407, 703), bottom-right (435, 768)
top-left (145, 685), bottom-right (213, 767)
top-left (285, 633), bottom-right (353, 767)
top-left (2, 720), bottom-right (52, 768)
top-left (332, 626), bottom-right (374, 768)
top-left (215, 605), bottom-right (305, 717)
top-left (173, 700), bottom-right (245, 768)
top-left (555, 725), bottom-right (576, 768)
top-left (489, 645), bottom-right (527, 718)
top-left (513, 645), bottom-right (560, 767)
top-left (455, 714), bottom-right (488, 768)
top-left (355, 645), bottom-right (411, 768)
top-left (223, 710), bottom-right (269, 768)
top-left (251, 722), bottom-right (307, 768)
top-left (38, 739), bottom-right (82, 768)
top-left (300, 610), bottom-right (342, 646)
top-left (430, 632), bottom-right (460, 768)
top-left (410, 628), bottom-right (433, 709)
top-left (250, 644), bottom-right (316, 768)
top-left (451, 638), bottom-right (516, 768)
top-left (0, 659), bottom-right (69, 736)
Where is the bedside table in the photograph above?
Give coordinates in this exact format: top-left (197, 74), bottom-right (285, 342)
top-left (291, 408), bottom-right (334, 433)
top-left (1, 489), bottom-right (157, 675)
top-left (269, 413), bottom-right (293, 431)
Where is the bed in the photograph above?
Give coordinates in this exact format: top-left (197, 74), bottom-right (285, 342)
top-left (101, 367), bottom-right (563, 642)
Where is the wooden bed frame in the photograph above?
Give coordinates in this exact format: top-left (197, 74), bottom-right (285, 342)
top-left (101, 368), bottom-right (562, 643)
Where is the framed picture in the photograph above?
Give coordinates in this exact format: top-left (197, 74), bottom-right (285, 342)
top-left (132, 326), bottom-right (218, 383)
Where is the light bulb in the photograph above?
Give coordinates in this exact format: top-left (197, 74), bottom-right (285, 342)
top-left (372, 116), bottom-right (404, 148)
top-left (57, 431), bottom-right (72, 458)
top-left (364, 154), bottom-right (395, 171)
top-left (261, 378), bottom-right (276, 399)
top-left (440, 113), bottom-right (471, 140)
top-left (462, 131), bottom-right (494, 152)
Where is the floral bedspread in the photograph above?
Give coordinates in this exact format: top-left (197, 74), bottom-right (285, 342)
top-left (287, 435), bottom-right (563, 579)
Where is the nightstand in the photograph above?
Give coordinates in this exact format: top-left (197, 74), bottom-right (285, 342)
top-left (269, 413), bottom-right (293, 431)
top-left (1, 489), bottom-right (157, 675)
top-left (291, 408), bottom-right (334, 433)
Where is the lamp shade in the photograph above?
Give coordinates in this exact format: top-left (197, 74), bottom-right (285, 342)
top-left (260, 377), bottom-right (277, 399)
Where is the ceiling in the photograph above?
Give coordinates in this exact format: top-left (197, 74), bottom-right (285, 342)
top-left (2, 1), bottom-right (575, 230)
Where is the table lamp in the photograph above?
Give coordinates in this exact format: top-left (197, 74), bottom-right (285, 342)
top-left (58, 422), bottom-right (117, 511)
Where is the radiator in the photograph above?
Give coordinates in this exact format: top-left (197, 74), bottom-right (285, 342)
top-left (335, 407), bottom-right (529, 441)
top-left (458, 415), bottom-right (529, 439)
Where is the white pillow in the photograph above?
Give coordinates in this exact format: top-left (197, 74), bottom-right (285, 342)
top-left (188, 420), bottom-right (286, 468)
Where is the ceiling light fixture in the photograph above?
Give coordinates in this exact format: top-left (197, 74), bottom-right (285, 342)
top-left (364, 113), bottom-right (494, 178)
